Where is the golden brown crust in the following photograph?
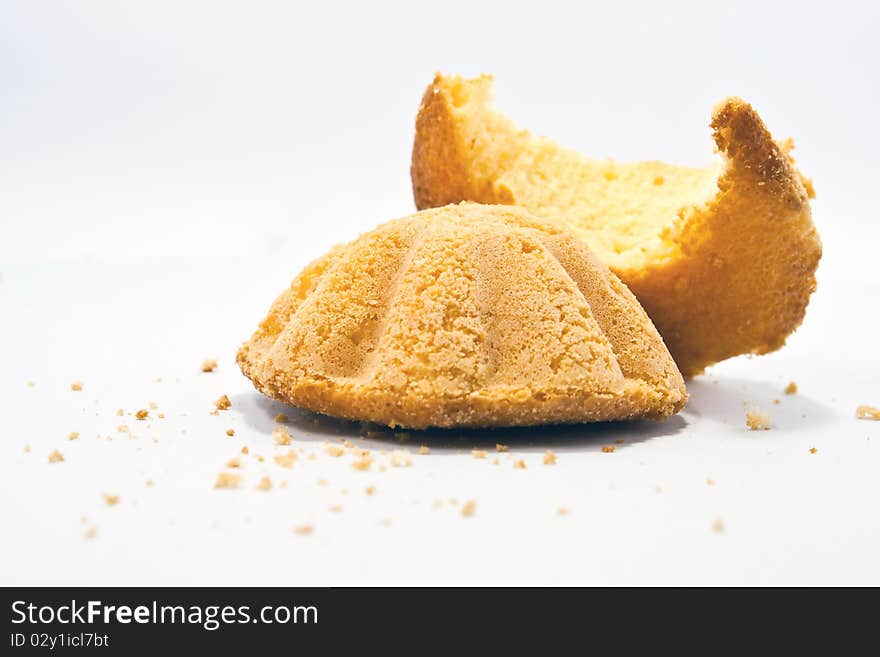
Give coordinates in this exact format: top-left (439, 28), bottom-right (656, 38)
top-left (411, 75), bottom-right (822, 375)
top-left (237, 204), bottom-right (686, 429)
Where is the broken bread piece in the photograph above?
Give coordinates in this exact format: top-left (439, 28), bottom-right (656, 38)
top-left (411, 73), bottom-right (822, 375)
top-left (237, 203), bottom-right (686, 429)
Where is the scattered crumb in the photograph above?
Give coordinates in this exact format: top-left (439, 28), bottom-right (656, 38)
top-left (491, 457), bottom-right (500, 465)
top-left (365, 486), bottom-right (376, 496)
top-left (116, 409), bottom-right (124, 417)
top-left (461, 500), bottom-right (477, 517)
top-left (706, 478), bottom-right (715, 486)
top-left (784, 381), bottom-right (798, 395)
top-left (101, 493), bottom-right (120, 506)
top-left (293, 524), bottom-right (314, 536)
top-left (116, 425), bottom-right (129, 434)
top-left (449, 498), bottom-right (459, 505)
top-left (48, 449), bottom-right (64, 464)
top-left (325, 444), bottom-right (345, 457)
top-left (68, 431), bottom-right (79, 441)
top-left (226, 428), bottom-right (235, 437)
top-left (272, 426), bottom-right (292, 445)
top-left (379, 518), bottom-right (392, 527)
top-left (83, 525), bottom-right (98, 540)
top-left (255, 476), bottom-right (272, 491)
top-left (157, 413), bottom-right (165, 419)
top-left (712, 517), bottom-right (725, 533)
top-left (328, 504), bottom-right (342, 513)
top-left (472, 449), bottom-right (488, 459)
top-left (655, 485), bottom-right (663, 493)
top-left (614, 438), bottom-right (625, 445)
top-left (495, 444), bottom-right (509, 452)
top-left (201, 359), bottom-right (218, 373)
top-left (418, 445), bottom-right (430, 455)
top-left (352, 455), bottom-right (373, 471)
top-left (273, 450), bottom-right (297, 468)
top-left (543, 450), bottom-right (557, 465)
top-left (145, 480), bottom-right (154, 487)
top-left (135, 409), bottom-right (149, 420)
top-left (601, 446), bottom-right (616, 453)
top-left (256, 455), bottom-right (264, 462)
top-left (226, 457), bottom-right (241, 468)
top-left (746, 409), bottom-right (772, 430)
top-left (308, 452), bottom-right (318, 461)
top-left (809, 447), bottom-right (818, 454)
top-left (214, 472), bottom-right (242, 489)
top-left (513, 459), bottom-right (526, 469)
top-left (274, 413), bottom-right (288, 423)
top-left (317, 478), bottom-right (329, 486)
top-left (240, 446), bottom-right (248, 454)
top-left (557, 507), bottom-right (570, 516)
top-left (70, 380), bottom-right (83, 391)
top-left (214, 394), bottom-right (231, 411)
top-left (23, 445), bottom-right (31, 453)
top-left (390, 450), bottom-right (412, 467)
top-left (856, 405), bottom-right (880, 421)
top-left (342, 439), bottom-right (356, 449)
top-left (431, 499), bottom-right (442, 509)
top-left (149, 402), bottom-right (158, 410)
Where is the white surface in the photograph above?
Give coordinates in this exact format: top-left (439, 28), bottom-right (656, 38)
top-left (1, 1), bottom-right (878, 586)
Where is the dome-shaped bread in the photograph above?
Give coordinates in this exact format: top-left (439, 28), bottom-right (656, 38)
top-left (237, 204), bottom-right (686, 429)
top-left (411, 73), bottom-right (822, 376)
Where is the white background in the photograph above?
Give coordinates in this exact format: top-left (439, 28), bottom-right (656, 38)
top-left (1, 1), bottom-right (878, 585)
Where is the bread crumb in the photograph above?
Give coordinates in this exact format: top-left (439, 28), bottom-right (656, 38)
top-left (83, 525), bottom-right (98, 540)
top-left (495, 443), bottom-right (509, 452)
top-left (365, 485), bottom-right (376, 496)
top-left (390, 450), bottom-right (412, 467)
top-left (272, 426), bottom-right (292, 445)
top-left (352, 455), bottom-right (373, 471)
top-left (149, 402), bottom-right (158, 410)
top-left (601, 446), bottom-right (616, 453)
top-left (23, 445), bottom-right (31, 453)
top-left (157, 413), bottom-right (165, 419)
top-left (342, 439), bottom-right (356, 449)
top-left (492, 457), bottom-right (500, 465)
top-left (809, 447), bottom-right (818, 454)
top-left (201, 359), bottom-right (218, 372)
top-left (706, 478), bottom-right (715, 486)
top-left (557, 507), bottom-right (570, 516)
top-left (240, 446), bottom-right (248, 454)
top-left (48, 449), bottom-right (64, 464)
top-left (513, 459), bottom-right (526, 469)
top-left (214, 394), bottom-right (231, 411)
top-left (784, 381), bottom-right (798, 395)
top-left (856, 405), bottom-right (880, 420)
top-left (145, 480), bottom-right (154, 487)
top-left (418, 445), bottom-right (430, 455)
top-left (222, 428), bottom-right (234, 437)
top-left (135, 409), bottom-right (149, 420)
top-left (293, 524), bottom-right (314, 536)
top-left (379, 518), bottom-right (392, 527)
top-left (328, 504), bottom-right (342, 513)
top-left (116, 425), bottom-right (129, 434)
top-left (614, 438), bottom-right (625, 445)
top-left (325, 444), bottom-right (345, 457)
top-left (472, 449), bottom-right (488, 459)
top-left (543, 450), bottom-right (557, 465)
top-left (102, 493), bottom-right (120, 506)
top-left (712, 517), bottom-right (725, 533)
top-left (226, 457), bottom-right (241, 468)
top-left (273, 450), bottom-right (297, 468)
top-left (255, 476), bottom-right (272, 491)
top-left (214, 472), bottom-right (242, 489)
top-left (70, 380), bottom-right (84, 391)
top-left (256, 455), bottom-right (264, 462)
top-left (432, 499), bottom-right (442, 509)
top-left (116, 408), bottom-right (124, 416)
top-left (449, 498), bottom-right (459, 505)
top-left (68, 431), bottom-right (79, 441)
top-left (746, 409), bottom-right (772, 430)
top-left (461, 500), bottom-right (476, 517)
top-left (317, 478), bottom-right (329, 486)
top-left (274, 413), bottom-right (288, 423)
